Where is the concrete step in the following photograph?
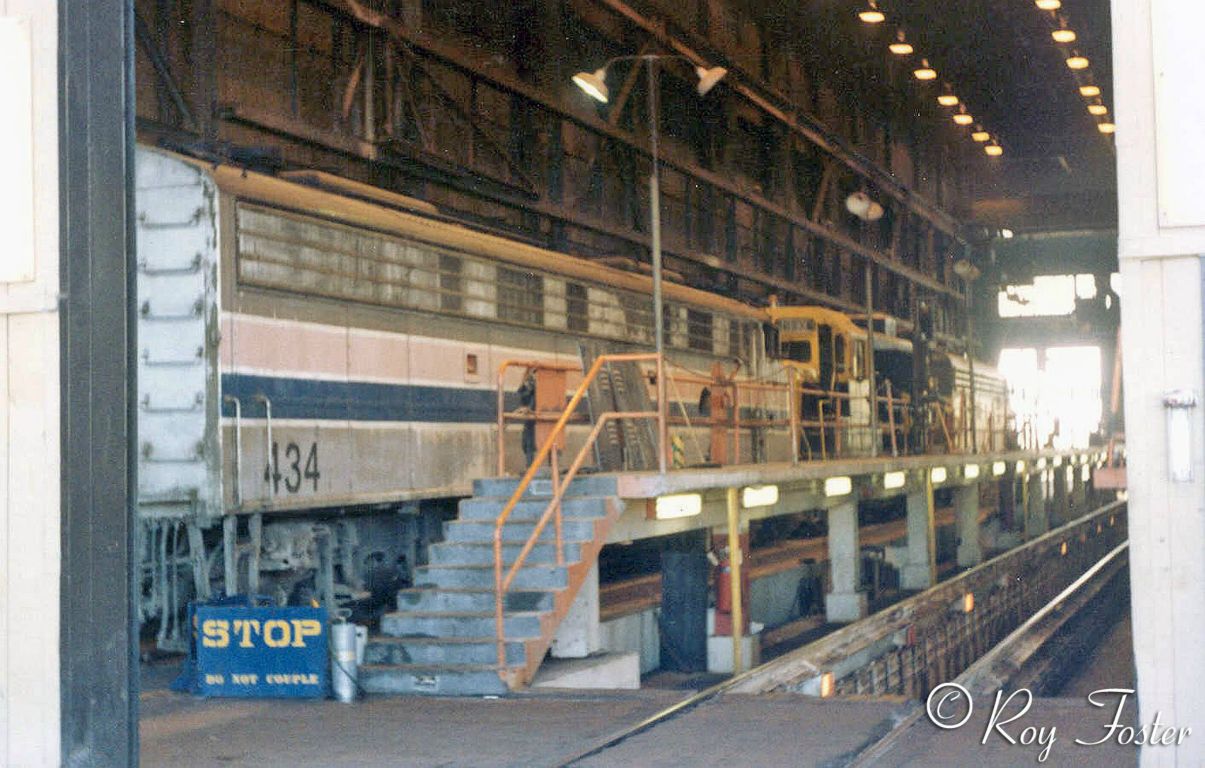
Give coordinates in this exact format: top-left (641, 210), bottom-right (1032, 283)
top-left (472, 475), bottom-right (618, 499)
top-left (364, 635), bottom-right (528, 666)
top-left (427, 539), bottom-right (585, 567)
top-left (359, 663), bottom-right (514, 696)
top-left (380, 609), bottom-right (546, 638)
top-left (416, 562), bottom-right (568, 590)
top-left (456, 496), bottom-right (610, 521)
top-left (445, 516), bottom-right (601, 544)
top-left (396, 587), bottom-right (556, 614)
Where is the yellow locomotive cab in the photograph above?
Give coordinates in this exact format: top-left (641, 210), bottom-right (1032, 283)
top-left (765, 303), bottom-right (869, 388)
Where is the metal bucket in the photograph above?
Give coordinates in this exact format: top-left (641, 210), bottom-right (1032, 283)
top-left (331, 616), bottom-right (359, 703)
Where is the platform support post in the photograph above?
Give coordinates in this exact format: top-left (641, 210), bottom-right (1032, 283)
top-left (900, 483), bottom-right (936, 589)
top-left (824, 500), bottom-right (867, 622)
top-left (1053, 464), bottom-right (1070, 524)
top-left (725, 487), bottom-right (744, 674)
top-left (1071, 462), bottom-right (1086, 516)
top-left (1025, 472), bottom-right (1047, 538)
top-left (955, 483), bottom-right (982, 567)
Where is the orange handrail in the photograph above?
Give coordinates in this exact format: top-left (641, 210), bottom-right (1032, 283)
top-left (493, 352), bottom-right (660, 674)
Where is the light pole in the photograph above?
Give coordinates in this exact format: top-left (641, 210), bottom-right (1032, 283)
top-left (574, 56), bottom-right (726, 473)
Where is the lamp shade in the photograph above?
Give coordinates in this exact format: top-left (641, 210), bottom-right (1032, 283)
top-left (695, 65), bottom-right (728, 97)
top-left (572, 68), bottom-right (609, 103)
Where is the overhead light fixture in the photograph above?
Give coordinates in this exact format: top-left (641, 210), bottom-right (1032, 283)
top-left (1035, 0), bottom-right (1061, 9)
top-left (1081, 465), bottom-right (1091, 482)
top-left (883, 471), bottom-right (907, 490)
top-left (1066, 55), bottom-right (1090, 70)
top-left (1053, 456), bottom-right (1062, 467)
top-left (889, 30), bottom-right (914, 55)
top-left (653, 493), bottom-right (702, 519)
top-left (1037, 458), bottom-right (1047, 469)
top-left (930, 467), bottom-right (947, 484)
top-left (1098, 122), bottom-right (1116, 134)
top-left (824, 476), bottom-right (853, 497)
top-left (964, 463), bottom-right (981, 480)
top-left (953, 106), bottom-right (973, 126)
top-left (695, 65), bottom-right (728, 97)
top-left (859, 0), bottom-right (886, 23)
top-left (1088, 103), bottom-right (1108, 116)
top-left (937, 86), bottom-right (959, 106)
top-left (845, 191), bottom-right (885, 222)
top-left (1016, 460), bottom-right (1026, 474)
top-left (1001, 228), bottom-right (1015, 238)
top-left (572, 68), bottom-right (609, 103)
top-left (971, 129), bottom-right (990, 142)
top-left (1051, 28), bottom-right (1077, 43)
top-left (993, 461), bottom-right (1007, 476)
top-left (953, 259), bottom-right (981, 281)
top-left (819, 672), bottom-right (835, 698)
top-left (913, 59), bottom-right (937, 81)
top-left (1079, 84), bottom-right (1101, 97)
top-left (741, 484), bottom-right (779, 508)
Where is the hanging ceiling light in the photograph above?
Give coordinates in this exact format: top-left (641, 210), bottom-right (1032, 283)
top-left (1052, 27), bottom-right (1077, 43)
top-left (1079, 84), bottom-right (1101, 97)
top-left (572, 68), bottom-right (609, 103)
top-left (953, 105), bottom-right (973, 125)
top-left (1088, 103), bottom-right (1108, 116)
top-left (695, 65), bottom-right (728, 96)
top-left (913, 58), bottom-right (937, 80)
top-left (859, 0), bottom-right (886, 23)
top-left (971, 129), bottom-right (991, 142)
top-left (1098, 122), bottom-right (1116, 134)
top-left (889, 30), bottom-right (914, 55)
top-left (937, 85), bottom-right (959, 106)
top-left (1066, 55), bottom-right (1090, 70)
top-left (1035, 0), bottom-right (1061, 9)
top-left (985, 143), bottom-right (1004, 157)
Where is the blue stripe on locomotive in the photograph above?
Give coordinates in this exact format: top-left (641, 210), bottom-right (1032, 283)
top-left (220, 373), bottom-right (782, 423)
top-left (221, 374), bottom-right (516, 423)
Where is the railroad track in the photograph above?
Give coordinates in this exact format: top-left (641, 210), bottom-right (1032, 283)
top-left (553, 500), bottom-right (1128, 768)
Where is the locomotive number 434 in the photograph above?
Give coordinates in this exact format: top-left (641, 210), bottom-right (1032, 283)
top-left (263, 441), bottom-right (320, 494)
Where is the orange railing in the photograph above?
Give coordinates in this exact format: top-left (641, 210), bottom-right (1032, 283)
top-left (493, 353), bottom-right (660, 673)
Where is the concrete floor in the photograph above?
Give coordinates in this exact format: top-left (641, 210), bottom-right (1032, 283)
top-left (141, 609), bottom-right (1140, 767)
top-left (141, 683), bottom-right (684, 767)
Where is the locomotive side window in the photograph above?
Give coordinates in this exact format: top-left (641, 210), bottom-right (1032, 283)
top-left (687, 309), bottom-right (713, 352)
top-left (782, 341), bottom-right (812, 363)
top-left (727, 319), bottom-right (743, 360)
top-left (497, 266), bottom-right (544, 326)
top-left (852, 339), bottom-right (866, 379)
top-left (834, 334), bottom-right (847, 374)
top-left (439, 254), bottom-right (463, 312)
top-left (566, 282), bottom-right (588, 333)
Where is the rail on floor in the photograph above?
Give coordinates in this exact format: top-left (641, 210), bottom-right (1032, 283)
top-left (728, 499), bottom-right (1128, 698)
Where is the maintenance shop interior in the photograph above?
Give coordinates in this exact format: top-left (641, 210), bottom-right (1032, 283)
top-left (6, 0), bottom-right (1205, 766)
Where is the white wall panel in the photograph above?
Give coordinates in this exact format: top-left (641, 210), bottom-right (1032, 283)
top-left (0, 2), bottom-right (60, 765)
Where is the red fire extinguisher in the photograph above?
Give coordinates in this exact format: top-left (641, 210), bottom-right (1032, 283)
top-left (714, 541), bottom-right (750, 637)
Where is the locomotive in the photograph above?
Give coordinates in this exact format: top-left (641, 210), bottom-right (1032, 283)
top-left (134, 146), bottom-right (1008, 647)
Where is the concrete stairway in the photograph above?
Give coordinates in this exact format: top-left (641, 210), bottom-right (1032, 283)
top-left (360, 475), bottom-right (622, 695)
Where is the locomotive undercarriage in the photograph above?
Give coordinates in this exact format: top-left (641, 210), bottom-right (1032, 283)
top-left (138, 502), bottom-right (451, 652)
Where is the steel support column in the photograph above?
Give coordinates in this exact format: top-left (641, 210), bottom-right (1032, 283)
top-left (60, 0), bottom-right (138, 764)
